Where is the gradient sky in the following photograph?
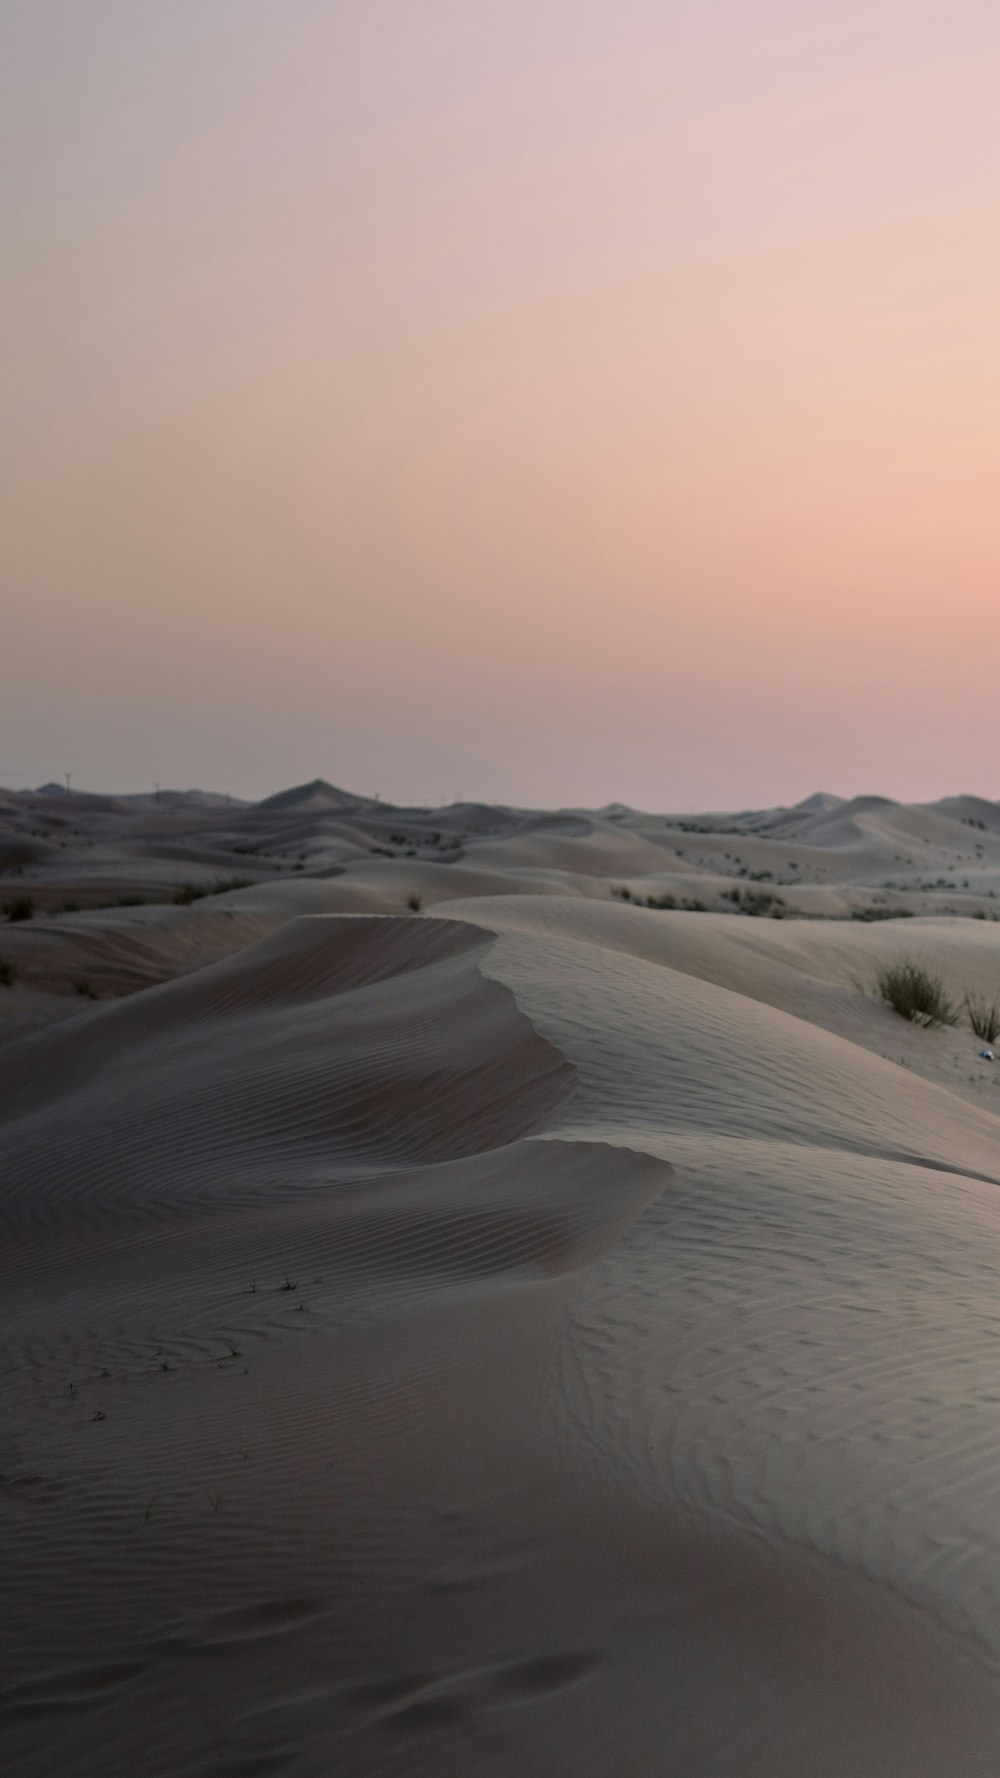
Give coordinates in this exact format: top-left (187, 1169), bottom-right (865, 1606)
top-left (3, 1), bottom-right (999, 810)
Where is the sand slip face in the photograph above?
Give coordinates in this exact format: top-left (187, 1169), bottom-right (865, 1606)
top-left (6, 900), bottom-right (1000, 1773)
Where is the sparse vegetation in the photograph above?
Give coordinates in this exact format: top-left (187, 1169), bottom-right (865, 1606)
top-left (56, 894), bottom-right (160, 912)
top-left (613, 885), bottom-right (712, 913)
top-left (407, 893), bottom-right (422, 911)
top-left (172, 884), bottom-right (208, 904)
top-left (209, 877), bottom-right (252, 895)
top-left (0, 958), bottom-right (14, 987)
top-left (73, 978), bottom-right (97, 999)
top-left (723, 886), bottom-right (785, 917)
top-left (965, 993), bottom-right (1000, 1044)
top-left (850, 907), bottom-right (914, 922)
top-left (873, 958), bottom-right (957, 1028)
top-left (4, 895), bottom-right (34, 922)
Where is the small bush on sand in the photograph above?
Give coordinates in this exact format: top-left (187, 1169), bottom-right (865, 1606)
top-left (4, 896), bottom-right (34, 922)
top-left (209, 877), bottom-right (252, 895)
top-left (874, 958), bottom-right (957, 1028)
top-left (0, 958), bottom-right (14, 987)
top-left (172, 885), bottom-right (208, 905)
top-left (965, 993), bottom-right (1000, 1044)
top-left (741, 889), bottom-right (784, 917)
top-left (73, 978), bottom-right (97, 999)
top-left (407, 893), bottom-right (422, 911)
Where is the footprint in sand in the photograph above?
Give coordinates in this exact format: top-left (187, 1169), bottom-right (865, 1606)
top-left (364, 1647), bottom-right (602, 1731)
top-left (162, 1597), bottom-right (325, 1654)
top-left (0, 1660), bottom-right (146, 1716)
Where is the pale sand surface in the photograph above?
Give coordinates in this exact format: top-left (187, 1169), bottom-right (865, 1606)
top-left (5, 782), bottom-right (1000, 1772)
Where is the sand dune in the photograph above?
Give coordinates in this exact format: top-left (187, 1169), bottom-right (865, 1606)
top-left (6, 784), bottom-right (1000, 1773)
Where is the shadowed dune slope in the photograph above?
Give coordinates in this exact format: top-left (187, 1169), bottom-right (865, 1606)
top-left (2, 916), bottom-right (586, 1255)
top-left (1, 913), bottom-right (670, 1390)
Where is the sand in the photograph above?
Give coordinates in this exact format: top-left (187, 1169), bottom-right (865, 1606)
top-left (5, 780), bottom-right (1000, 1774)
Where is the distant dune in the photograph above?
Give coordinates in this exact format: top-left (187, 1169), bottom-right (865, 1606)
top-left (5, 784), bottom-right (1000, 1775)
top-left (255, 776), bottom-right (361, 814)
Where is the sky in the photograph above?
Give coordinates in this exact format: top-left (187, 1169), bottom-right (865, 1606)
top-left (3, 0), bottom-right (999, 811)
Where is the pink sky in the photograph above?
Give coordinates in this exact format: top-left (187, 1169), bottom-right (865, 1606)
top-left (3, 1), bottom-right (999, 809)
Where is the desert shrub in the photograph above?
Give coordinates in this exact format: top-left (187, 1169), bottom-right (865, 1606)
top-left (744, 891), bottom-right (780, 915)
top-left (645, 892), bottom-right (676, 910)
top-left (209, 877), bottom-right (252, 895)
top-left (612, 885), bottom-right (632, 901)
top-left (965, 994), bottom-right (1000, 1043)
top-left (4, 896), bottom-right (34, 922)
top-left (727, 888), bottom-right (784, 917)
top-left (172, 885), bottom-right (208, 905)
top-left (407, 892), bottom-right (422, 911)
top-left (851, 907), bottom-right (914, 922)
top-left (0, 958), bottom-right (14, 987)
top-left (73, 978), bottom-right (97, 999)
top-left (874, 958), bottom-right (957, 1027)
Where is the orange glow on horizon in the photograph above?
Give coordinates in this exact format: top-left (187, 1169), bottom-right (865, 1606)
top-left (3, 2), bottom-right (999, 807)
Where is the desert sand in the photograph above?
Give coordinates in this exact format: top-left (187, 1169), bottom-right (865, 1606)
top-left (5, 780), bottom-right (1000, 1774)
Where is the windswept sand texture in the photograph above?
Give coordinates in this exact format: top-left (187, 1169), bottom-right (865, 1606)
top-left (6, 782), bottom-right (1000, 1773)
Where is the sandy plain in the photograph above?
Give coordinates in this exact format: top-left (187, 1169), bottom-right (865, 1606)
top-left (5, 778), bottom-right (1000, 1775)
